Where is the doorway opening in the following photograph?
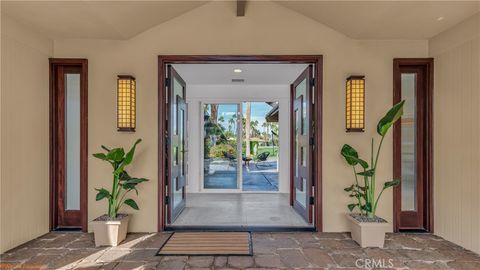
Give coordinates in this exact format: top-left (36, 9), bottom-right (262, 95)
top-left (158, 56), bottom-right (323, 231)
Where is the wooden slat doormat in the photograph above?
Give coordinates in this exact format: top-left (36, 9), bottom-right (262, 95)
top-left (157, 232), bottom-right (252, 256)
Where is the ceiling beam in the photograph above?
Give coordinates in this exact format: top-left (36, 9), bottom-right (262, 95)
top-left (237, 0), bottom-right (246, 16)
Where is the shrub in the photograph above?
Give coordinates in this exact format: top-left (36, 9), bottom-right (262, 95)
top-left (209, 144), bottom-right (236, 158)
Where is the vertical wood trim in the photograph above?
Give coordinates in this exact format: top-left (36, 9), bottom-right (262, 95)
top-left (49, 58), bottom-right (88, 231)
top-left (158, 59), bottom-right (167, 232)
top-left (49, 60), bottom-right (56, 231)
top-left (80, 60), bottom-right (88, 232)
top-left (314, 56), bottom-right (323, 231)
top-left (289, 84), bottom-right (294, 206)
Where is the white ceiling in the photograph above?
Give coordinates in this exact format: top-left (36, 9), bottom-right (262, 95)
top-left (172, 64), bottom-right (308, 85)
top-left (1, 1), bottom-right (479, 40)
top-left (276, 1), bottom-right (480, 39)
top-left (1, 1), bottom-right (208, 39)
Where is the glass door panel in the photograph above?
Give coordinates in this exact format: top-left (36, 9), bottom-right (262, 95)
top-left (291, 66), bottom-right (313, 223)
top-left (203, 103), bottom-right (240, 189)
top-left (167, 66), bottom-right (187, 223)
top-left (241, 102), bottom-right (279, 191)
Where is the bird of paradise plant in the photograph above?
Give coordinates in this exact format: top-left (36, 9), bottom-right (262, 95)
top-left (341, 101), bottom-right (405, 218)
top-left (93, 139), bottom-right (148, 219)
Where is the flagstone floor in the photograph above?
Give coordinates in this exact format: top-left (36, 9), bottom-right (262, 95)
top-left (1, 232), bottom-right (479, 269)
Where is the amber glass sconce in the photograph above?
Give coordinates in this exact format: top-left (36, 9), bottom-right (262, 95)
top-left (117, 75), bottom-right (136, 132)
top-left (346, 76), bottom-right (365, 132)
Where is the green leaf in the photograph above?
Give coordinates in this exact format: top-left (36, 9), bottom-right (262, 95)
top-left (361, 202), bottom-right (372, 212)
top-left (107, 148), bottom-right (125, 162)
top-left (123, 178), bottom-right (148, 185)
top-left (114, 139), bottom-right (142, 175)
top-left (347, 204), bottom-right (357, 212)
top-left (101, 145), bottom-right (111, 152)
top-left (93, 153), bottom-right (107, 160)
top-left (383, 179), bottom-right (400, 189)
top-left (340, 144), bottom-right (359, 166)
top-left (95, 188), bottom-right (111, 201)
top-left (344, 185), bottom-right (354, 192)
top-left (124, 199), bottom-right (139, 210)
top-left (119, 171), bottom-right (132, 181)
top-left (357, 169), bottom-right (375, 177)
top-left (347, 156), bottom-right (369, 169)
top-left (340, 144), bottom-right (368, 168)
top-left (377, 100), bottom-right (405, 136)
top-left (124, 139), bottom-right (142, 166)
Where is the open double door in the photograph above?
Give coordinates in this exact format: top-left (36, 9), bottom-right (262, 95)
top-left (165, 65), bottom-right (315, 225)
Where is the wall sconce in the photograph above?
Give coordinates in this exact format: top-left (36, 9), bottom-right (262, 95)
top-left (346, 76), bottom-right (365, 132)
top-left (117, 75), bottom-right (136, 132)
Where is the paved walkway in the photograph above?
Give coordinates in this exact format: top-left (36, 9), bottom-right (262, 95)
top-left (1, 232), bottom-right (479, 269)
top-left (204, 159), bottom-right (279, 191)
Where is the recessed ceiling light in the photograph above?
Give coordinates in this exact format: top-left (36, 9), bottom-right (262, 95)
top-left (437, 16), bottom-right (445, 21)
top-left (234, 68), bottom-right (242, 73)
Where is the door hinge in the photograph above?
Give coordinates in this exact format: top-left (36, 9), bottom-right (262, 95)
top-left (165, 196), bottom-right (170, 205)
top-left (165, 137), bottom-right (170, 145)
top-left (165, 78), bottom-right (170, 87)
top-left (311, 78), bottom-right (315, 86)
top-left (309, 137), bottom-right (315, 146)
top-left (309, 196), bottom-right (315, 205)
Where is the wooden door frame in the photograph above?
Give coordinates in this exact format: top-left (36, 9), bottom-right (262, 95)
top-left (392, 58), bottom-right (433, 232)
top-left (49, 58), bottom-right (88, 231)
top-left (158, 55), bottom-right (323, 232)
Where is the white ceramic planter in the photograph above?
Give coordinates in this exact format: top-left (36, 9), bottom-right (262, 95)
top-left (346, 214), bottom-right (390, 248)
top-left (90, 214), bottom-right (130, 247)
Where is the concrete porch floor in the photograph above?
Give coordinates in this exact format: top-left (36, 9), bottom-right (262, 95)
top-left (172, 194), bottom-right (309, 227)
top-left (1, 232), bottom-right (480, 270)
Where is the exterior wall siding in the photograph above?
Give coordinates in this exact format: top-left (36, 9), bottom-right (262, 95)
top-left (1, 16), bottom-right (53, 253)
top-left (429, 14), bottom-right (480, 254)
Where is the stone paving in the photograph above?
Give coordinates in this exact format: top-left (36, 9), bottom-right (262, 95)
top-left (1, 232), bottom-right (480, 269)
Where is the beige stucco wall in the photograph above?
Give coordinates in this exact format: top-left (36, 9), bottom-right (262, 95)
top-left (52, 1), bottom-right (428, 233)
top-left (0, 15), bottom-right (53, 253)
top-left (429, 13), bottom-right (480, 255)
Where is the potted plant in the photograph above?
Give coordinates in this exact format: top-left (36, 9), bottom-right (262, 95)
top-left (90, 139), bottom-right (148, 247)
top-left (340, 101), bottom-right (405, 248)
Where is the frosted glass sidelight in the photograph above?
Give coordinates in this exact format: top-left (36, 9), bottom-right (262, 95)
top-left (401, 73), bottom-right (417, 211)
top-left (65, 73), bottom-right (81, 210)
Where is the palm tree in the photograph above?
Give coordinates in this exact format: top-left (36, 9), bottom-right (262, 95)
top-left (210, 104), bottom-right (219, 124)
top-left (262, 122), bottom-right (268, 141)
top-left (228, 117), bottom-right (235, 133)
top-left (245, 102), bottom-right (251, 156)
top-left (251, 120), bottom-right (260, 137)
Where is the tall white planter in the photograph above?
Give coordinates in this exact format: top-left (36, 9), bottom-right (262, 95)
top-left (90, 215), bottom-right (130, 247)
top-left (346, 214), bottom-right (390, 248)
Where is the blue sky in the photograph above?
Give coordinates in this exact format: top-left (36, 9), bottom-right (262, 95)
top-left (208, 102), bottom-right (276, 131)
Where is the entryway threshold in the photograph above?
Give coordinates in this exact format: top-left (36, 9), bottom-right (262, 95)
top-left (165, 225), bottom-right (315, 232)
